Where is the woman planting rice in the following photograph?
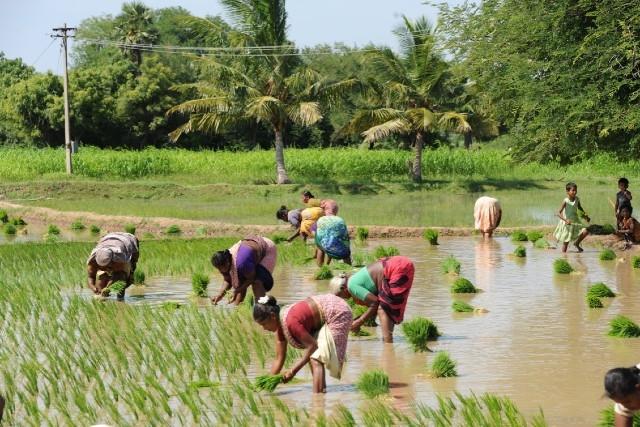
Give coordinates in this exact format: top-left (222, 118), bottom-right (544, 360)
top-left (604, 363), bottom-right (640, 426)
top-left (86, 232), bottom-right (139, 300)
top-left (276, 206), bottom-right (324, 242)
top-left (253, 294), bottom-right (352, 393)
top-left (474, 196), bottom-right (502, 239)
top-left (302, 190), bottom-right (339, 215)
top-left (211, 235), bottom-right (277, 305)
top-left (314, 215), bottom-right (352, 266)
top-left (330, 256), bottom-right (415, 343)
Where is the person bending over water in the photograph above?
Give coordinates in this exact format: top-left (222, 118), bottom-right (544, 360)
top-left (554, 182), bottom-right (590, 253)
top-left (604, 364), bottom-right (640, 426)
top-left (330, 256), bottom-right (415, 343)
top-left (474, 196), bottom-right (502, 239)
top-left (314, 215), bottom-right (352, 266)
top-left (211, 235), bottom-right (277, 305)
top-left (617, 206), bottom-right (640, 248)
top-left (253, 294), bottom-right (352, 393)
top-left (87, 232), bottom-right (139, 299)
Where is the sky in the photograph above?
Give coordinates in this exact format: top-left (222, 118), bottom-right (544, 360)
top-left (0, 0), bottom-right (458, 74)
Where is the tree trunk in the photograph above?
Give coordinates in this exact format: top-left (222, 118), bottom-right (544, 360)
top-left (411, 132), bottom-right (424, 183)
top-left (274, 127), bottom-right (291, 184)
top-left (464, 132), bottom-right (473, 149)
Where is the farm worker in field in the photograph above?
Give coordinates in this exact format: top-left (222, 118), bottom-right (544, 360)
top-left (314, 215), bottom-right (352, 266)
top-left (474, 196), bottom-right (502, 239)
top-left (330, 256), bottom-right (415, 343)
top-left (616, 206), bottom-right (640, 247)
top-left (603, 363), bottom-right (640, 426)
top-left (87, 232), bottom-right (139, 299)
top-left (276, 206), bottom-right (302, 240)
top-left (302, 190), bottom-right (339, 215)
top-left (276, 206), bottom-right (324, 242)
top-left (253, 294), bottom-right (352, 393)
top-left (211, 235), bottom-right (277, 305)
top-left (302, 190), bottom-right (321, 208)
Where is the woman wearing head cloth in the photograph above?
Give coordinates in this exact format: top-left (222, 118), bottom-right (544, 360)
top-left (87, 232), bottom-right (139, 299)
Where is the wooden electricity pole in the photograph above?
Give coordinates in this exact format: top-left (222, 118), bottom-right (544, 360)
top-left (52, 24), bottom-right (76, 174)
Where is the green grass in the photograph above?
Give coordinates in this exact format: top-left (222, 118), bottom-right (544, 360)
top-left (430, 352), bottom-right (458, 378)
top-left (608, 315), bottom-right (640, 338)
top-left (47, 224), bottom-right (60, 235)
top-left (254, 374), bottom-right (284, 392)
top-left (599, 249), bottom-right (616, 261)
top-left (124, 224), bottom-right (136, 234)
top-left (90, 224), bottom-right (101, 234)
top-left (356, 369), bottom-right (389, 398)
top-left (634, 256), bottom-right (640, 269)
top-left (373, 246), bottom-right (400, 258)
top-left (513, 245), bottom-right (526, 257)
top-left (510, 230), bottom-right (528, 242)
top-left (314, 265), bottom-right (333, 280)
top-left (534, 238), bottom-right (551, 249)
top-left (133, 270), bottom-right (146, 285)
top-left (70, 221), bottom-right (85, 231)
top-left (451, 277), bottom-right (477, 294)
top-left (356, 227), bottom-right (369, 242)
top-left (587, 283), bottom-right (615, 298)
top-left (587, 295), bottom-right (604, 308)
top-left (526, 231), bottom-right (544, 242)
top-left (191, 272), bottom-right (210, 297)
top-left (553, 258), bottom-right (573, 274)
top-left (401, 317), bottom-right (440, 352)
top-left (423, 228), bottom-right (439, 245)
top-left (441, 255), bottom-right (461, 274)
top-left (166, 224), bottom-right (182, 235)
top-left (452, 300), bottom-right (474, 313)
top-left (3, 223), bottom-right (17, 235)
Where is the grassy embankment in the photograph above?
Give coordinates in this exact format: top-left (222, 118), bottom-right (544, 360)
top-left (0, 147), bottom-right (635, 228)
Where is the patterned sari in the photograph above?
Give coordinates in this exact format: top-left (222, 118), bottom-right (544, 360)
top-left (315, 215), bottom-right (351, 259)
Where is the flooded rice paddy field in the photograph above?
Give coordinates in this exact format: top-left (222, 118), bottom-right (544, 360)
top-left (86, 236), bottom-right (640, 426)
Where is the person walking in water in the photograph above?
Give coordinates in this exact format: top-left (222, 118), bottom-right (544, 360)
top-left (474, 196), bottom-right (502, 239)
top-left (604, 363), bottom-right (640, 426)
top-left (87, 232), bottom-right (139, 299)
top-left (554, 182), bottom-right (590, 253)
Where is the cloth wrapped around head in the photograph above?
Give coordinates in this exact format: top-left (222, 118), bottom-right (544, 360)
top-left (95, 248), bottom-right (114, 267)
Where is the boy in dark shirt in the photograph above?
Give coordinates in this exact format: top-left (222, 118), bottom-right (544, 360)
top-left (615, 177), bottom-right (632, 223)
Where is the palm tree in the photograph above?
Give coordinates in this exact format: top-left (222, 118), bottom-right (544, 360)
top-left (167, 0), bottom-right (356, 184)
top-left (344, 16), bottom-right (471, 183)
top-left (114, 2), bottom-right (157, 66)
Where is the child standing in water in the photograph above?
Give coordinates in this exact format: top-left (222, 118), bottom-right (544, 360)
top-left (554, 182), bottom-right (590, 253)
top-left (615, 177), bottom-right (632, 223)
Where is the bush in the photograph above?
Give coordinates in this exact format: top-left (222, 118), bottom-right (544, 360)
top-left (553, 258), bottom-right (573, 274)
top-left (401, 317), bottom-right (440, 352)
top-left (513, 245), bottom-right (526, 257)
top-left (534, 239), bottom-right (551, 249)
top-left (373, 246), bottom-right (400, 258)
top-left (452, 300), bottom-right (474, 312)
top-left (510, 231), bottom-right (528, 242)
top-left (133, 270), bottom-right (146, 285)
top-left (526, 231), bottom-right (544, 242)
top-left (191, 272), bottom-right (210, 297)
top-left (423, 229), bottom-right (439, 245)
top-left (356, 227), bottom-right (369, 242)
top-left (0, 210), bottom-right (8, 223)
top-left (47, 225), bottom-right (60, 235)
top-left (90, 225), bottom-right (101, 234)
top-left (314, 265), bottom-right (333, 280)
top-left (70, 221), bottom-right (85, 231)
top-left (451, 277), bottom-right (477, 294)
top-left (587, 295), bottom-right (603, 308)
top-left (166, 224), bottom-right (181, 235)
top-left (599, 249), bottom-right (616, 261)
top-left (587, 283), bottom-right (615, 298)
top-left (356, 369), bottom-right (389, 398)
top-left (609, 315), bottom-right (640, 338)
top-left (3, 223), bottom-right (17, 235)
top-left (634, 256), bottom-right (640, 269)
top-left (441, 255), bottom-right (461, 274)
top-left (430, 351), bottom-right (457, 378)
top-left (124, 224), bottom-right (136, 234)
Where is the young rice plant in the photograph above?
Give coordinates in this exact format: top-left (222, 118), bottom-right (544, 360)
top-left (191, 272), bottom-right (210, 297)
top-left (452, 300), bottom-right (474, 313)
top-left (441, 255), bottom-right (461, 274)
top-left (553, 258), bottom-right (573, 274)
top-left (609, 315), bottom-right (640, 338)
top-left (423, 229), bottom-right (439, 245)
top-left (451, 278), bottom-right (477, 294)
top-left (402, 317), bottom-right (440, 352)
top-left (430, 352), bottom-right (458, 378)
top-left (356, 369), bottom-right (389, 398)
top-left (599, 249), bottom-right (616, 261)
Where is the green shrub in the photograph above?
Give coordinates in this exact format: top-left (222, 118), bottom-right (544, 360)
top-left (314, 265), bottom-right (333, 280)
top-left (553, 258), bottom-right (573, 274)
top-left (423, 229), bottom-right (439, 245)
top-left (352, 304), bottom-right (377, 327)
top-left (89, 225), bottom-right (101, 234)
top-left (587, 283), bottom-right (615, 298)
top-left (534, 239), bottom-right (551, 249)
top-left (166, 224), bottom-right (181, 235)
top-left (451, 277), bottom-right (477, 294)
top-left (191, 272), bottom-right (210, 297)
top-left (47, 225), bottom-right (60, 235)
top-left (441, 255), bottom-right (461, 274)
top-left (0, 210), bottom-right (8, 223)
top-left (373, 245), bottom-right (400, 258)
top-left (587, 295), bottom-right (603, 308)
top-left (133, 270), bottom-right (146, 285)
top-left (356, 227), bottom-right (369, 242)
top-left (254, 374), bottom-right (284, 392)
top-left (430, 352), bottom-right (458, 378)
top-left (356, 369), bottom-right (389, 398)
top-left (452, 300), bottom-right (474, 312)
top-left (510, 231), bottom-right (528, 242)
top-left (401, 317), bottom-right (440, 352)
top-left (70, 221), bottom-right (85, 231)
top-left (3, 223), bottom-right (17, 235)
top-left (526, 231), bottom-right (544, 242)
top-left (599, 249), bottom-right (616, 261)
top-left (634, 256), bottom-right (640, 269)
top-left (124, 224), bottom-right (136, 234)
top-left (9, 217), bottom-right (26, 226)
top-left (513, 245), bottom-right (526, 257)
top-left (609, 315), bottom-right (640, 338)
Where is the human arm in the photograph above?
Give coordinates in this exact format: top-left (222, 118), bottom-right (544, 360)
top-left (270, 328), bottom-right (288, 375)
top-left (556, 201), bottom-right (569, 223)
top-left (351, 293), bottom-right (379, 331)
top-left (87, 263), bottom-right (99, 294)
top-left (287, 230), bottom-right (300, 242)
top-left (576, 199), bottom-right (591, 222)
top-left (614, 412), bottom-right (633, 427)
top-left (282, 329), bottom-right (318, 382)
top-left (211, 279), bottom-right (231, 305)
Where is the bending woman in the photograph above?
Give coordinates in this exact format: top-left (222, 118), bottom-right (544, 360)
top-left (211, 235), bottom-right (277, 305)
top-left (314, 215), bottom-right (351, 266)
top-left (604, 364), bottom-right (640, 426)
top-left (330, 256), bottom-right (415, 343)
top-left (474, 196), bottom-right (502, 239)
top-left (253, 294), bottom-right (352, 393)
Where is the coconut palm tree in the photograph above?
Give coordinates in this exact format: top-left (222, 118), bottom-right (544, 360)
top-left (344, 16), bottom-right (471, 183)
top-left (114, 2), bottom-right (157, 66)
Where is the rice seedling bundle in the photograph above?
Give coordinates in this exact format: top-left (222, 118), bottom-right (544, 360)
top-left (160, 301), bottom-right (181, 310)
top-left (191, 272), bottom-right (210, 297)
top-left (0, 210), bottom-right (7, 223)
top-left (124, 224), bottom-right (136, 234)
top-left (608, 315), bottom-right (640, 338)
top-left (534, 238), bottom-right (551, 249)
top-left (451, 278), bottom-right (477, 294)
top-left (133, 270), bottom-right (146, 285)
top-left (351, 328), bottom-right (372, 337)
top-left (526, 231), bottom-right (544, 242)
top-left (510, 231), bottom-right (528, 242)
top-left (3, 223), bottom-right (16, 235)
top-left (513, 245), bottom-right (526, 257)
top-left (166, 225), bottom-right (181, 235)
top-left (373, 246), bottom-right (400, 258)
top-left (452, 300), bottom-right (474, 313)
top-left (553, 258), bottom-right (573, 274)
top-left (356, 227), bottom-right (369, 242)
top-left (314, 265), bottom-right (333, 280)
top-left (599, 249), bottom-right (616, 261)
top-left (254, 374), bottom-right (284, 392)
top-left (587, 295), bottom-right (603, 308)
top-left (90, 224), bottom-right (101, 234)
top-left (441, 255), bottom-right (461, 274)
top-left (402, 317), bottom-right (440, 352)
top-left (9, 217), bottom-right (26, 226)
top-left (423, 229), bottom-right (439, 245)
top-left (430, 352), bottom-right (457, 378)
top-left (587, 283), bottom-right (615, 298)
top-left (599, 406), bottom-right (640, 426)
top-left (587, 224), bottom-right (616, 235)
top-left (352, 304), bottom-right (377, 326)
top-left (103, 280), bottom-right (126, 297)
top-left (634, 256), bottom-right (640, 269)
top-left (47, 224), bottom-right (60, 235)
top-left (270, 234), bottom-right (287, 244)
top-left (70, 221), bottom-right (85, 231)
top-left (356, 369), bottom-right (389, 398)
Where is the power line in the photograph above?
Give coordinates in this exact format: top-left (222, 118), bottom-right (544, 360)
top-left (31, 38), bottom-right (57, 67)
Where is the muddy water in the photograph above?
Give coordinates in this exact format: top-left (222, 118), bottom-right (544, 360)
top-left (93, 237), bottom-right (640, 425)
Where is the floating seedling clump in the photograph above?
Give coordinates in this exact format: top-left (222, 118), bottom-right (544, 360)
top-left (587, 295), bottom-right (603, 308)
top-left (356, 369), bottom-right (389, 398)
top-left (124, 224), bottom-right (136, 234)
top-left (634, 256), bottom-right (640, 269)
top-left (314, 265), bottom-right (333, 280)
top-left (599, 249), bottom-right (616, 261)
top-left (3, 223), bottom-right (16, 235)
top-left (441, 255), bottom-right (461, 274)
top-left (0, 210), bottom-right (7, 223)
top-left (373, 245), bottom-right (400, 258)
top-left (430, 351), bottom-right (458, 378)
top-left (352, 304), bottom-right (377, 327)
top-left (90, 224), bottom-right (101, 234)
top-left (513, 245), bottom-right (526, 258)
top-left (356, 227), bottom-right (369, 242)
top-left (587, 283), bottom-right (615, 298)
top-left (166, 225), bottom-right (181, 235)
top-left (402, 317), bottom-right (440, 352)
top-left (47, 225), bottom-right (60, 235)
top-left (510, 231), bottom-right (528, 242)
top-left (526, 231), bottom-right (544, 242)
top-left (451, 277), bottom-right (477, 294)
top-left (608, 315), bottom-right (640, 338)
top-left (553, 258), bottom-right (573, 274)
top-left (423, 229), bottom-right (439, 245)
top-left (191, 272), bottom-right (210, 297)
top-left (452, 300), bottom-right (474, 313)
top-left (254, 374), bottom-right (284, 392)
top-left (102, 280), bottom-right (126, 298)
top-left (133, 270), bottom-right (146, 285)
top-left (534, 239), bottom-right (551, 249)
top-left (70, 221), bottom-right (85, 231)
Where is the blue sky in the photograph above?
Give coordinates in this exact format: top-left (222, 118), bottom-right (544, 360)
top-left (1, 0), bottom-right (458, 74)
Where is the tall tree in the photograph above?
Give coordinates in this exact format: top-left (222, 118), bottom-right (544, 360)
top-left (115, 2), bottom-right (158, 66)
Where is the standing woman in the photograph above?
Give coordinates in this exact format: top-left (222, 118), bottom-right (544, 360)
top-left (330, 256), bottom-right (415, 343)
top-left (474, 196), bottom-right (502, 239)
top-left (211, 235), bottom-right (277, 305)
top-left (604, 364), bottom-right (640, 426)
top-left (253, 294), bottom-right (352, 393)
top-left (314, 215), bottom-right (351, 266)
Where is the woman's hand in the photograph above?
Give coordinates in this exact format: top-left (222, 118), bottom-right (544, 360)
top-left (211, 293), bottom-right (225, 305)
top-left (566, 219), bottom-right (572, 225)
top-left (282, 369), bottom-right (295, 383)
top-left (351, 319), bottom-right (363, 332)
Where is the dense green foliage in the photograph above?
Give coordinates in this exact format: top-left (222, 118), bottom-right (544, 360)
top-left (587, 283), bottom-right (616, 298)
top-left (513, 245), bottom-right (526, 258)
top-left (599, 249), bottom-right (616, 261)
top-left (441, 255), bottom-right (461, 274)
top-left (452, 300), bottom-right (474, 313)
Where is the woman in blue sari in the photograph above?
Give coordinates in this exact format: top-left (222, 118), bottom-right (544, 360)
top-left (314, 215), bottom-right (351, 266)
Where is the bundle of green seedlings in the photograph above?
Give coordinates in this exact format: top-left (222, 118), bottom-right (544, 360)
top-left (534, 239), bottom-right (551, 249)
top-left (423, 228), bottom-right (439, 245)
top-left (270, 234), bottom-right (287, 244)
top-left (553, 258), bottom-right (573, 274)
top-left (47, 224), bottom-right (60, 235)
top-left (0, 209), bottom-right (8, 223)
top-left (587, 224), bottom-right (616, 235)
top-left (452, 300), bottom-right (474, 313)
top-left (9, 217), bottom-right (26, 226)
top-left (133, 270), bottom-right (146, 285)
top-left (254, 374), bottom-right (285, 392)
top-left (191, 272), bottom-right (210, 297)
top-left (526, 231), bottom-right (544, 242)
top-left (599, 406), bottom-right (640, 426)
top-left (451, 277), bottom-right (477, 294)
top-left (356, 369), bottom-right (389, 398)
top-left (166, 225), bottom-right (182, 235)
top-left (102, 280), bottom-right (127, 297)
top-left (510, 231), bottom-right (528, 242)
top-left (356, 227), bottom-right (369, 242)
top-left (3, 223), bottom-right (16, 235)
top-left (70, 221), bottom-right (85, 231)
top-left (587, 283), bottom-right (616, 298)
top-left (351, 328), bottom-right (372, 337)
top-left (124, 224), bottom-right (136, 234)
top-left (609, 315), bottom-right (640, 338)
top-left (373, 245), bottom-right (400, 258)
top-left (352, 304), bottom-right (377, 327)
top-left (90, 224), bottom-right (101, 234)
top-left (634, 256), bottom-right (640, 269)
top-left (599, 249), bottom-right (616, 261)
top-left (587, 296), bottom-right (603, 308)
top-left (430, 351), bottom-right (458, 378)
top-left (402, 317), bottom-right (440, 352)
top-left (513, 245), bottom-right (526, 258)
top-left (441, 255), bottom-right (461, 274)
top-left (314, 265), bottom-right (333, 280)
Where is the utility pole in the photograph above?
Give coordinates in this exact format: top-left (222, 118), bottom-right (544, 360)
top-left (52, 24), bottom-right (76, 174)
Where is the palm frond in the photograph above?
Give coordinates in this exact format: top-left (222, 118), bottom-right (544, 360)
top-left (287, 102), bottom-right (322, 126)
top-left (361, 118), bottom-right (411, 143)
top-left (438, 112), bottom-right (472, 134)
top-left (166, 97), bottom-right (231, 117)
top-left (245, 95), bottom-right (284, 123)
top-left (363, 48), bottom-right (410, 88)
top-left (406, 108), bottom-right (436, 132)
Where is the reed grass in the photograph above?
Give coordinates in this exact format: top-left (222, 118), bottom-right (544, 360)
top-left (3, 223), bottom-right (16, 235)
top-left (634, 256), bottom-right (640, 269)
top-left (402, 317), bottom-right (440, 352)
top-left (356, 227), bottom-right (369, 242)
top-left (70, 221), bottom-right (85, 231)
top-left (553, 258), bottom-right (573, 274)
top-left (166, 225), bottom-right (182, 235)
top-left (133, 270), bottom-right (146, 285)
top-left (452, 300), bottom-right (474, 312)
top-left (373, 246), bottom-right (400, 258)
top-left (90, 224), bottom-right (101, 234)
top-left (608, 315), bottom-right (640, 338)
top-left (430, 352), bottom-right (458, 378)
top-left (510, 231), bottom-right (528, 242)
top-left (587, 295), bottom-right (603, 308)
top-left (513, 245), bottom-right (526, 257)
top-left (423, 229), bottom-right (439, 245)
top-left (526, 231), bottom-right (544, 242)
top-left (124, 224), bottom-right (136, 234)
top-left (599, 249), bottom-right (616, 261)
top-left (356, 369), bottom-right (389, 398)
top-left (587, 283), bottom-right (615, 298)
top-left (191, 272), bottom-right (210, 297)
top-left (451, 277), bottom-right (477, 294)
top-left (314, 265), bottom-right (333, 280)
top-left (47, 224), bottom-right (60, 235)
top-left (441, 255), bottom-right (461, 274)
top-left (254, 374), bottom-right (284, 392)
